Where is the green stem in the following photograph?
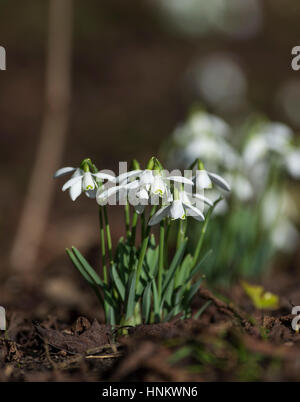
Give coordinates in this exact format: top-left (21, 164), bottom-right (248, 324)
top-left (130, 211), bottom-right (138, 246)
top-left (141, 211), bottom-right (146, 240)
top-left (136, 235), bottom-right (149, 288)
top-left (192, 197), bottom-right (221, 268)
top-left (176, 219), bottom-right (185, 250)
top-left (103, 205), bottom-right (113, 266)
top-left (135, 205), bottom-right (157, 289)
top-left (124, 202), bottom-right (131, 238)
top-left (164, 218), bottom-right (171, 266)
top-left (158, 220), bottom-right (165, 300)
top-left (98, 207), bottom-right (108, 284)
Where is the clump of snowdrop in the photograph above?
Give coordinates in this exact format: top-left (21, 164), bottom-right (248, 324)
top-left (54, 156), bottom-right (230, 325)
top-left (163, 110), bottom-right (300, 285)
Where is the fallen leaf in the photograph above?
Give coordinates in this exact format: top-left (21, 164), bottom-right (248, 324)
top-left (35, 319), bottom-right (111, 355)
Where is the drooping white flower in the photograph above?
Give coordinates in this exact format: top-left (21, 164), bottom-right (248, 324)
top-left (54, 166), bottom-right (116, 201)
top-left (137, 169), bottom-right (193, 197)
top-left (194, 169), bottom-right (231, 192)
top-left (97, 168), bottom-right (194, 211)
top-left (243, 122), bottom-right (293, 167)
top-left (271, 219), bottom-right (299, 253)
top-left (148, 189), bottom-right (205, 226)
top-left (169, 111), bottom-right (239, 171)
top-left (224, 172), bottom-right (253, 201)
top-left (285, 149), bottom-right (300, 179)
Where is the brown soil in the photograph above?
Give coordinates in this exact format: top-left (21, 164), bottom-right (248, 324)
top-left (1, 268), bottom-right (300, 382)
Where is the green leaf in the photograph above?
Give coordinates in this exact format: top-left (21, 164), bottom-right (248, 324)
top-left (175, 254), bottom-right (193, 288)
top-left (111, 264), bottom-right (126, 302)
top-left (182, 279), bottom-right (202, 309)
top-left (145, 234), bottom-right (159, 279)
top-left (162, 240), bottom-right (187, 295)
top-left (189, 249), bottom-right (212, 280)
top-left (168, 251), bottom-right (211, 311)
top-left (152, 279), bottom-right (160, 321)
top-left (163, 304), bottom-right (181, 322)
top-left (67, 248), bottom-right (116, 314)
top-left (66, 248), bottom-right (95, 286)
top-left (163, 277), bottom-right (175, 310)
top-left (106, 305), bottom-right (116, 326)
top-left (66, 248), bottom-right (103, 306)
top-left (71, 247), bottom-right (103, 287)
top-left (160, 240), bottom-right (187, 308)
top-left (142, 283), bottom-right (152, 324)
top-left (125, 271), bottom-right (137, 320)
top-left (193, 300), bottom-right (212, 320)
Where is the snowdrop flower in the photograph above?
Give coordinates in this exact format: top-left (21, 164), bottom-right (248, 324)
top-left (189, 111), bottom-right (230, 139)
top-left (271, 219), bottom-right (299, 253)
top-left (148, 189), bottom-right (205, 226)
top-left (97, 168), bottom-right (194, 211)
top-left (54, 165), bottom-right (116, 201)
top-left (243, 122), bottom-right (293, 167)
top-left (168, 111), bottom-right (239, 171)
top-left (130, 169), bottom-right (194, 214)
top-left (224, 173), bottom-right (253, 201)
top-left (136, 169), bottom-right (193, 197)
top-left (285, 149), bottom-right (300, 179)
top-left (195, 169), bottom-right (231, 192)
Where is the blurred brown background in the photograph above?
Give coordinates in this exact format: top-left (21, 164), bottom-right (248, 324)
top-left (0, 0), bottom-right (300, 317)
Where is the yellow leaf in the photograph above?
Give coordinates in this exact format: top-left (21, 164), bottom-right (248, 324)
top-left (241, 281), bottom-right (279, 310)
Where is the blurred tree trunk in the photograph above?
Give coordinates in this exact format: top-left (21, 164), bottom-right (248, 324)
top-left (10, 0), bottom-right (73, 272)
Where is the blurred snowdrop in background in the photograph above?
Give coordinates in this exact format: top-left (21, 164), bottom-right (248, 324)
top-left (166, 110), bottom-right (238, 171)
top-left (162, 109), bottom-right (300, 285)
top-left (154, 0), bottom-right (262, 39)
top-left (277, 80), bottom-right (300, 128)
top-left (190, 53), bottom-right (248, 113)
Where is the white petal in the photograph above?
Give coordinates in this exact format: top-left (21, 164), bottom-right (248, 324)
top-left (207, 172), bottom-right (231, 192)
top-left (134, 204), bottom-right (146, 214)
top-left (137, 188), bottom-right (149, 200)
top-left (243, 136), bottom-right (267, 167)
top-left (69, 179), bottom-right (82, 201)
top-left (167, 176), bottom-right (194, 186)
top-left (82, 172), bottom-right (95, 191)
top-left (179, 190), bottom-right (193, 204)
top-left (62, 175), bottom-right (83, 192)
top-left (85, 189), bottom-right (97, 199)
top-left (125, 179), bottom-right (140, 189)
top-left (170, 200), bottom-right (185, 220)
top-left (148, 206), bottom-right (170, 226)
top-left (193, 193), bottom-right (213, 207)
top-left (116, 170), bottom-right (142, 184)
top-left (183, 203), bottom-right (205, 221)
top-left (195, 170), bottom-right (212, 189)
top-left (151, 175), bottom-right (166, 196)
top-left (54, 166), bottom-right (76, 178)
top-left (285, 149), bottom-right (300, 179)
top-left (140, 170), bottom-right (154, 185)
top-left (163, 186), bottom-right (173, 203)
top-left (96, 185), bottom-right (123, 205)
top-left (92, 172), bottom-right (116, 182)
